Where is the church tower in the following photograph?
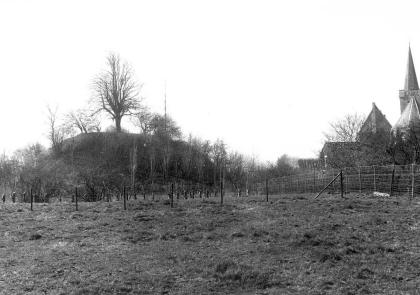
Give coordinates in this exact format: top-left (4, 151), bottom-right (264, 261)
top-left (399, 46), bottom-right (420, 113)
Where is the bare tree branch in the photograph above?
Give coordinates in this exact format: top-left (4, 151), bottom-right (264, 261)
top-left (324, 113), bottom-right (366, 142)
top-left (46, 105), bottom-right (68, 155)
top-left (132, 106), bottom-right (153, 135)
top-left (65, 108), bottom-right (101, 134)
top-left (92, 53), bottom-right (142, 132)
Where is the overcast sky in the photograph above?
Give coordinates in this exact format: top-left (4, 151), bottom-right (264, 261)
top-left (0, 0), bottom-right (419, 162)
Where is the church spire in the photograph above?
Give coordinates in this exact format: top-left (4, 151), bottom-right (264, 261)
top-left (404, 45), bottom-right (419, 91)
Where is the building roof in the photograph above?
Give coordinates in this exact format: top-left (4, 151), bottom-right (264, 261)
top-left (359, 102), bottom-right (391, 135)
top-left (392, 96), bottom-right (420, 134)
top-left (405, 46), bottom-right (419, 91)
top-left (320, 141), bottom-right (359, 155)
top-left (320, 141), bottom-right (360, 168)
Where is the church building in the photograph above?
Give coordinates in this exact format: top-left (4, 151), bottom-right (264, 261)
top-left (320, 46), bottom-right (420, 168)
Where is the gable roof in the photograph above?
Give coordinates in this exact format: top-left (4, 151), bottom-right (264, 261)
top-left (321, 141), bottom-right (359, 156)
top-left (359, 102), bottom-right (391, 135)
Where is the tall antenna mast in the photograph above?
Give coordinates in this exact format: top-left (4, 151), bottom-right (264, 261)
top-left (164, 81), bottom-right (168, 181)
top-left (164, 81), bottom-right (167, 134)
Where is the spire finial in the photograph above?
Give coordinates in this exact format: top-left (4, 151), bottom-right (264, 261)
top-left (405, 45), bottom-right (419, 90)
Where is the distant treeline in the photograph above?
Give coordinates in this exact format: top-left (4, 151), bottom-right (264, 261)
top-left (0, 53), bottom-right (305, 200)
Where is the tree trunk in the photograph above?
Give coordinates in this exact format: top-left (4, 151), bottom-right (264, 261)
top-left (115, 116), bottom-right (122, 132)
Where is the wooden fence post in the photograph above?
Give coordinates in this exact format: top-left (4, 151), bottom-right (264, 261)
top-left (171, 183), bottom-right (174, 208)
top-left (344, 169), bottom-right (348, 194)
top-left (282, 180), bottom-right (284, 194)
top-left (220, 169), bottom-right (224, 205)
top-left (324, 173), bottom-right (328, 194)
top-left (373, 166), bottom-right (376, 192)
top-left (358, 167), bottom-right (362, 193)
top-left (390, 165), bottom-right (395, 198)
top-left (123, 186), bottom-right (127, 210)
top-left (313, 169), bottom-right (316, 193)
top-left (75, 187), bottom-right (78, 211)
top-left (30, 188), bottom-right (33, 211)
top-left (340, 170), bottom-right (344, 198)
top-left (411, 164), bottom-right (415, 202)
top-left (315, 172), bottom-right (341, 199)
top-left (265, 177), bottom-right (269, 202)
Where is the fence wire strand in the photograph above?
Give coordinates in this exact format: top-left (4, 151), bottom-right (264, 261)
top-left (258, 164), bottom-right (420, 197)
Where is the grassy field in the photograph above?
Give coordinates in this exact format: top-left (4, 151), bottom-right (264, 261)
top-left (0, 193), bottom-right (419, 294)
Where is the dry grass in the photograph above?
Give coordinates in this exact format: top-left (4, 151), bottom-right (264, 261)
top-left (0, 193), bottom-right (419, 294)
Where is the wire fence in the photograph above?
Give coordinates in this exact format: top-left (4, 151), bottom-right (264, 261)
top-left (258, 164), bottom-right (420, 197)
top-left (2, 181), bottom-right (227, 213)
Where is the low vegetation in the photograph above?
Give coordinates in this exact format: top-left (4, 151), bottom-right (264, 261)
top-left (0, 193), bottom-right (418, 294)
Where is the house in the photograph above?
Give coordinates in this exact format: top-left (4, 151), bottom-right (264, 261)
top-left (319, 141), bottom-right (359, 168)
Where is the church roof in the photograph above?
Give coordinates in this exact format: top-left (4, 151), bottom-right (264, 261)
top-left (405, 46), bottom-right (419, 91)
top-left (359, 102), bottom-right (391, 134)
top-left (392, 96), bottom-right (420, 134)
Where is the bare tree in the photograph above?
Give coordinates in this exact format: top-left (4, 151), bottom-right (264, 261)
top-left (226, 151), bottom-right (245, 195)
top-left (133, 106), bottom-right (153, 135)
top-left (389, 125), bottom-right (420, 164)
top-left (46, 105), bottom-right (68, 154)
top-left (65, 108), bottom-right (101, 134)
top-left (211, 139), bottom-right (227, 183)
top-left (92, 53), bottom-right (141, 132)
top-left (129, 139), bottom-right (137, 198)
top-left (324, 113), bottom-right (365, 142)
